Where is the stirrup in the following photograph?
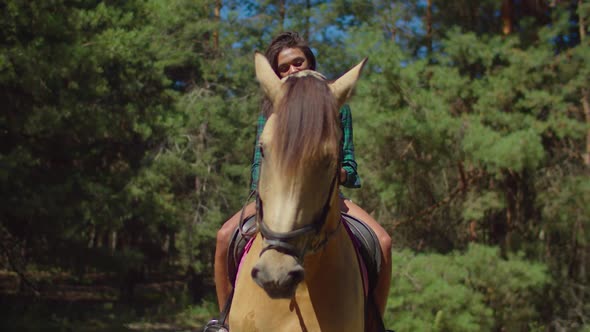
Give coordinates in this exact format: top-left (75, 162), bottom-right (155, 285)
top-left (203, 319), bottom-right (229, 332)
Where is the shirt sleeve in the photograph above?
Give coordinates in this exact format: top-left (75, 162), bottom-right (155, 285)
top-left (340, 104), bottom-right (361, 188)
top-left (250, 113), bottom-right (267, 192)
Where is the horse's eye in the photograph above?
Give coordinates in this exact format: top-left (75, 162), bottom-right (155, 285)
top-left (257, 196), bottom-right (264, 219)
top-left (259, 144), bottom-right (265, 158)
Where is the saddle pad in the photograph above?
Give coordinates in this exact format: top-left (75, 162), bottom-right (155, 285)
top-left (341, 213), bottom-right (382, 294)
top-left (227, 215), bottom-right (257, 286)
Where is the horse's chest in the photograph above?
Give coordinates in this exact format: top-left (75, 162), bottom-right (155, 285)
top-left (231, 287), bottom-right (363, 332)
top-left (229, 236), bottom-right (364, 332)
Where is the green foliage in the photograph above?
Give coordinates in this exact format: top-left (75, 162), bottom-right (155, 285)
top-left (2, 0), bottom-right (589, 329)
top-left (463, 124), bottom-right (545, 173)
top-left (462, 190), bottom-right (504, 221)
top-left (0, 0), bottom-right (199, 272)
top-left (387, 245), bottom-right (549, 331)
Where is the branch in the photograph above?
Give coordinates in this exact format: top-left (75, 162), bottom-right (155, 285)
top-left (390, 168), bottom-right (485, 231)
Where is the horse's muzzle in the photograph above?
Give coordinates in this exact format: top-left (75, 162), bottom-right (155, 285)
top-left (251, 249), bottom-right (304, 299)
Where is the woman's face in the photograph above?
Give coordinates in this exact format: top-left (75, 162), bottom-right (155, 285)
top-left (276, 47), bottom-right (309, 78)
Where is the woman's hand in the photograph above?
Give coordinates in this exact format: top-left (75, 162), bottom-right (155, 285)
top-left (339, 167), bottom-right (347, 184)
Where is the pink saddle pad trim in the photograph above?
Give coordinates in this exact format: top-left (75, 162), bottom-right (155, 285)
top-left (236, 236), bottom-right (255, 281)
top-left (342, 219), bottom-right (370, 298)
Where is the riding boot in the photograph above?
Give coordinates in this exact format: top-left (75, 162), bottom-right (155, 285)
top-left (203, 319), bottom-right (229, 332)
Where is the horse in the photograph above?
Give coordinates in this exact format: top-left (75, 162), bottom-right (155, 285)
top-left (228, 53), bottom-right (368, 332)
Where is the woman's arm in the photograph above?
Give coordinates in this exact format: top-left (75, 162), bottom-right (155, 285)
top-left (339, 104), bottom-right (361, 188)
top-left (250, 113), bottom-right (267, 192)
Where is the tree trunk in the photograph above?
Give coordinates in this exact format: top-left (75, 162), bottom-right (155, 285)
top-left (580, 0), bottom-right (590, 167)
top-left (457, 161), bottom-right (467, 193)
top-left (305, 0), bottom-right (311, 41)
top-left (279, 0), bottom-right (286, 30)
top-left (213, 0), bottom-right (221, 52)
top-left (425, 0), bottom-right (433, 54)
top-left (501, 171), bottom-right (519, 251)
top-left (390, 2), bottom-right (397, 41)
top-left (578, 0), bottom-right (588, 282)
top-left (583, 94), bottom-right (590, 166)
top-left (88, 224), bottom-right (95, 248)
top-left (109, 230), bottom-right (117, 254)
top-left (162, 233), bottom-right (170, 253)
top-left (502, 0), bottom-right (514, 35)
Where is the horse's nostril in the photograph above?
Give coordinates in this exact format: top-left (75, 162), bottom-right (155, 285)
top-left (251, 267), bottom-right (259, 280)
top-left (288, 267), bottom-right (304, 284)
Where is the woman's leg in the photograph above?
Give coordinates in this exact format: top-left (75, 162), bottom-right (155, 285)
top-left (340, 198), bottom-right (392, 316)
top-left (214, 201), bottom-right (256, 312)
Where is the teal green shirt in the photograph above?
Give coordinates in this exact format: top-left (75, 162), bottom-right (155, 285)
top-left (250, 104), bottom-right (361, 191)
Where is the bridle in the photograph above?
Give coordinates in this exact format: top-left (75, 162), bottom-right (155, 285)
top-left (241, 72), bottom-right (345, 262)
top-left (246, 140), bottom-right (343, 262)
top-left (256, 171), bottom-right (339, 261)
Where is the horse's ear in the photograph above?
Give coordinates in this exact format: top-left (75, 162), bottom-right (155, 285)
top-left (329, 58), bottom-right (368, 107)
top-left (255, 52), bottom-right (282, 105)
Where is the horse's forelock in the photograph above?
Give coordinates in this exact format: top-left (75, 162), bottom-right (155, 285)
top-left (272, 74), bottom-right (341, 176)
top-left (283, 70), bottom-right (327, 81)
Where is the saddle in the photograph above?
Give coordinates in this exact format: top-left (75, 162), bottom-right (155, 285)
top-left (227, 213), bottom-right (382, 294)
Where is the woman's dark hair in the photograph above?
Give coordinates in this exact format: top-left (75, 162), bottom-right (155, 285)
top-left (262, 32), bottom-right (316, 117)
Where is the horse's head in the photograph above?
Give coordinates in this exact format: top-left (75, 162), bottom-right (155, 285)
top-left (251, 53), bottom-right (366, 299)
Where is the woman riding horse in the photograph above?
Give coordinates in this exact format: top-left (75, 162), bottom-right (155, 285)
top-left (208, 32), bottom-right (392, 332)
top-left (228, 52), bottom-right (367, 331)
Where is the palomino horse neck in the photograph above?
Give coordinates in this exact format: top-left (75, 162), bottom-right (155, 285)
top-left (229, 53), bottom-right (367, 332)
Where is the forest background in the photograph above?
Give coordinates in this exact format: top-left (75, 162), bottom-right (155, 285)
top-left (1, 0), bottom-right (589, 331)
